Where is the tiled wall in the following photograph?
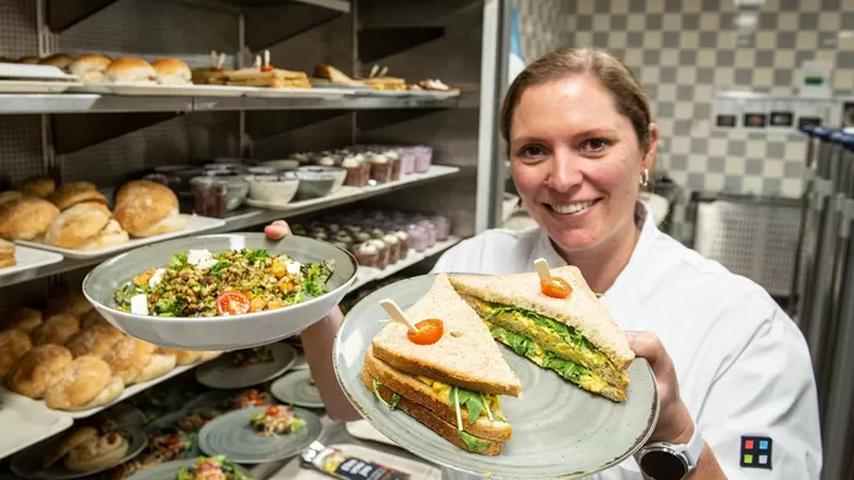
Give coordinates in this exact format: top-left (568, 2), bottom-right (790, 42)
top-left (515, 0), bottom-right (853, 200)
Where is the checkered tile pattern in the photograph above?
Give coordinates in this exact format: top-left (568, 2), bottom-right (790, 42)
top-left (516, 0), bottom-right (853, 202)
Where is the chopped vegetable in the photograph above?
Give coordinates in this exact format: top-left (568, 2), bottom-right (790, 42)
top-left (541, 277), bottom-right (572, 299)
top-left (406, 319), bottom-right (444, 345)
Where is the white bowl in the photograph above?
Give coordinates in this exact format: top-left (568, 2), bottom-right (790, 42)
top-left (249, 176), bottom-right (299, 204)
top-left (260, 159), bottom-right (300, 171)
top-left (82, 233), bottom-right (357, 350)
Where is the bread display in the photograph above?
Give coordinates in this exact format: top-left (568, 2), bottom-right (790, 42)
top-left (151, 57), bottom-right (191, 85)
top-left (0, 329), bottom-right (32, 379)
top-left (19, 176), bottom-right (57, 198)
top-left (0, 197), bottom-right (60, 240)
top-left (105, 56), bottom-right (157, 84)
top-left (69, 54), bottom-right (113, 83)
top-left (114, 180), bottom-right (186, 237)
top-left (5, 344), bottom-right (73, 398)
top-left (44, 355), bottom-right (124, 410)
top-left (38, 53), bottom-right (76, 71)
top-left (0, 238), bottom-right (14, 268)
top-left (66, 323), bottom-right (125, 358)
top-left (31, 312), bottom-right (81, 346)
top-left (45, 202), bottom-right (113, 249)
top-left (49, 181), bottom-right (107, 210)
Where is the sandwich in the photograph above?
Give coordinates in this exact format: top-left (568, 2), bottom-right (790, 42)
top-left (312, 64), bottom-right (365, 87)
top-left (449, 266), bottom-right (635, 402)
top-left (0, 196), bottom-right (60, 240)
top-left (192, 50), bottom-right (228, 85)
top-left (151, 57), bottom-right (191, 85)
top-left (113, 180), bottom-right (187, 237)
top-left (0, 238), bottom-right (15, 268)
top-left (69, 54), bottom-right (113, 83)
top-left (226, 54), bottom-right (311, 89)
top-left (105, 56), bottom-right (157, 84)
top-left (361, 76), bottom-right (407, 91)
top-left (361, 274), bottom-right (521, 455)
top-left (44, 202), bottom-right (129, 250)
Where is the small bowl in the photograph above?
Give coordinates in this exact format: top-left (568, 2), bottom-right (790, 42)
top-left (249, 175), bottom-right (300, 204)
top-left (260, 159), bottom-right (300, 172)
top-left (82, 233), bottom-right (358, 350)
top-left (294, 166), bottom-right (347, 200)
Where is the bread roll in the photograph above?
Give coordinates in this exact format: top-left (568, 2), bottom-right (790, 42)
top-left (66, 323), bottom-right (125, 358)
top-left (78, 219), bottom-right (129, 250)
top-left (199, 351), bottom-right (223, 361)
top-left (114, 180), bottom-right (184, 237)
top-left (65, 432), bottom-right (129, 473)
top-left (136, 351), bottom-right (176, 383)
top-left (0, 197), bottom-right (60, 240)
top-left (0, 190), bottom-right (23, 207)
top-left (45, 355), bottom-right (122, 410)
top-left (44, 202), bottom-right (112, 249)
top-left (80, 310), bottom-right (110, 330)
top-left (151, 57), bottom-right (191, 85)
top-left (19, 176), bottom-right (56, 198)
top-left (0, 329), bottom-right (32, 379)
top-left (49, 181), bottom-right (107, 211)
top-left (47, 289), bottom-right (94, 317)
top-left (39, 53), bottom-right (76, 71)
top-left (44, 426), bottom-right (98, 468)
top-left (105, 57), bottom-right (156, 84)
top-left (5, 344), bottom-right (73, 398)
top-left (69, 54), bottom-right (112, 83)
top-left (0, 238), bottom-right (14, 268)
top-left (5, 307), bottom-right (43, 333)
top-left (102, 337), bottom-right (155, 385)
top-left (32, 313), bottom-right (80, 345)
top-left (18, 56), bottom-right (41, 64)
top-left (159, 348), bottom-right (201, 366)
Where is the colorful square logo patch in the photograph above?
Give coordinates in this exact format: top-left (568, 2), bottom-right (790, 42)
top-left (740, 436), bottom-right (772, 469)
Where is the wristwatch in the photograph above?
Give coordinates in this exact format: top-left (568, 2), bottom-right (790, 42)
top-left (634, 425), bottom-right (704, 480)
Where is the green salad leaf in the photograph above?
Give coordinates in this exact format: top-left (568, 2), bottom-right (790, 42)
top-left (210, 260), bottom-right (230, 277)
top-left (449, 386), bottom-right (486, 425)
top-left (457, 431), bottom-right (490, 454)
top-left (169, 252), bottom-right (188, 268)
top-left (245, 248), bottom-right (268, 263)
top-left (300, 260), bottom-right (335, 297)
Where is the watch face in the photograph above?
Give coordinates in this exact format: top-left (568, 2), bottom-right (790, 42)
top-left (639, 450), bottom-right (688, 480)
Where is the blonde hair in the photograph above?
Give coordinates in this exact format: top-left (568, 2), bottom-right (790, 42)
top-left (500, 48), bottom-right (653, 150)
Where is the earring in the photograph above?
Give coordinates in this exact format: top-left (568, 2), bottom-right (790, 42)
top-left (639, 168), bottom-right (650, 188)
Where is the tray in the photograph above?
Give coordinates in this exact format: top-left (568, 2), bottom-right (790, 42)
top-left (0, 246), bottom-right (63, 279)
top-left (243, 87), bottom-right (353, 99)
top-left (69, 83), bottom-right (254, 97)
top-left (0, 80), bottom-right (81, 93)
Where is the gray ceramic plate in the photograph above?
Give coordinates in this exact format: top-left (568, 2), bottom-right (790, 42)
top-left (333, 274), bottom-right (660, 479)
top-left (270, 370), bottom-right (323, 408)
top-left (196, 343), bottom-right (297, 389)
top-left (11, 428), bottom-right (147, 479)
top-left (198, 406), bottom-right (322, 463)
top-left (127, 458), bottom-right (253, 480)
top-left (82, 233), bottom-right (357, 350)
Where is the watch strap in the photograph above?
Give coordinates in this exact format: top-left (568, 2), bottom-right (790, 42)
top-left (683, 424), bottom-right (705, 470)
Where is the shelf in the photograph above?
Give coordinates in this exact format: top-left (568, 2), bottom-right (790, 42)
top-left (0, 92), bottom-right (475, 115)
top-left (347, 236), bottom-right (461, 293)
top-left (0, 165), bottom-right (459, 288)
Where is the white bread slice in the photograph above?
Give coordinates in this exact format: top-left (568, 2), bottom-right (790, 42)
top-left (449, 266), bottom-right (635, 370)
top-left (371, 274), bottom-right (521, 397)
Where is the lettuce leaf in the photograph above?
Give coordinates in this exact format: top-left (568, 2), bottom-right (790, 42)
top-left (300, 260), bottom-right (335, 297)
top-left (169, 252), bottom-right (188, 268)
top-left (450, 387), bottom-right (486, 425)
top-left (456, 431), bottom-right (490, 454)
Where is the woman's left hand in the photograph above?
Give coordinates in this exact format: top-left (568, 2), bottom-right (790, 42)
top-left (264, 220), bottom-right (291, 240)
top-left (627, 331), bottom-right (695, 444)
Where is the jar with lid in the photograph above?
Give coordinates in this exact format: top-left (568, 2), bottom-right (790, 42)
top-left (190, 176), bottom-right (228, 218)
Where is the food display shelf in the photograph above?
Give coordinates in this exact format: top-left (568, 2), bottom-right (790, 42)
top-left (348, 236), bottom-right (461, 293)
top-left (0, 91), bottom-right (477, 114)
top-left (0, 165), bottom-right (459, 288)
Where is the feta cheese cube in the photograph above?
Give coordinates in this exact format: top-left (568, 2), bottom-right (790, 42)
top-left (130, 294), bottom-right (149, 315)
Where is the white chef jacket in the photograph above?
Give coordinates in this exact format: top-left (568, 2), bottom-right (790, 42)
top-left (432, 205), bottom-right (821, 479)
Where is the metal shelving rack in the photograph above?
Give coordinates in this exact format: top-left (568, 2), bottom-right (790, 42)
top-left (0, 0), bottom-right (509, 466)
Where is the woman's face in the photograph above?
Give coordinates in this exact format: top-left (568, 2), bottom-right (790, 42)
top-left (509, 75), bottom-right (657, 257)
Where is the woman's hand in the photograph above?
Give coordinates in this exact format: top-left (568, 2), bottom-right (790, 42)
top-left (626, 331), bottom-right (694, 444)
top-left (264, 220), bottom-right (291, 240)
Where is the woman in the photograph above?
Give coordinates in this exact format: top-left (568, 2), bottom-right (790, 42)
top-left (271, 49), bottom-right (820, 479)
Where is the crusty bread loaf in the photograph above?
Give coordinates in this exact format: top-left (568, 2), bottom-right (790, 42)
top-left (44, 355), bottom-right (120, 410)
top-left (363, 347), bottom-right (511, 441)
top-left (44, 202), bottom-right (112, 248)
top-left (371, 274), bottom-right (521, 397)
top-left (5, 344), bottom-right (73, 398)
top-left (0, 197), bottom-right (60, 240)
top-left (0, 329), bottom-right (32, 379)
top-left (450, 266), bottom-right (635, 370)
top-left (44, 426), bottom-right (98, 468)
top-left (69, 54), bottom-right (112, 83)
top-left (5, 307), bottom-right (43, 333)
top-left (360, 366), bottom-right (504, 456)
top-left (19, 176), bottom-right (56, 198)
top-left (65, 323), bottom-right (125, 358)
top-left (151, 57), bottom-right (191, 85)
top-left (32, 313), bottom-right (81, 346)
top-left (102, 337), bottom-right (156, 385)
top-left (113, 180), bottom-right (182, 237)
top-left (105, 56), bottom-right (156, 84)
top-left (49, 181), bottom-right (106, 211)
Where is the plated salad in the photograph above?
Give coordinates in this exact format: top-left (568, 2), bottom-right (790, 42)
top-left (176, 456), bottom-right (250, 480)
top-left (249, 405), bottom-right (305, 437)
top-left (115, 248), bottom-right (334, 317)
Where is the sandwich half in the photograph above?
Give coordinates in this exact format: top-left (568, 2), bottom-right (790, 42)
top-left (363, 273), bottom-right (520, 455)
top-left (450, 266), bottom-right (634, 402)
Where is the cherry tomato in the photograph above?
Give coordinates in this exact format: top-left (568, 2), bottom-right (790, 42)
top-left (407, 319), bottom-right (444, 345)
top-left (216, 291), bottom-right (250, 316)
top-left (266, 405), bottom-right (280, 416)
top-left (260, 65), bottom-right (273, 72)
top-left (541, 277), bottom-right (572, 299)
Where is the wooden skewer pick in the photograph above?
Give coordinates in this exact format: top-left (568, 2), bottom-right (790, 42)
top-left (216, 52), bottom-right (225, 70)
top-left (263, 49), bottom-right (270, 68)
top-left (369, 64), bottom-right (379, 78)
top-left (253, 55), bottom-right (261, 68)
top-left (379, 298), bottom-right (419, 333)
top-left (210, 50), bottom-right (217, 68)
top-left (378, 65), bottom-right (389, 77)
top-left (534, 257), bottom-right (552, 282)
